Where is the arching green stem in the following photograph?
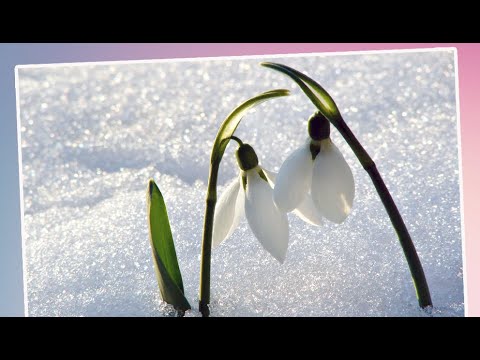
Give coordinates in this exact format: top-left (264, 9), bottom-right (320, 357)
top-left (199, 89), bottom-right (290, 317)
top-left (261, 62), bottom-right (432, 308)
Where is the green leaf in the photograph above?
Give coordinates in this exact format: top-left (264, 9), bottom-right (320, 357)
top-left (260, 62), bottom-right (341, 124)
top-left (147, 179), bottom-right (191, 312)
top-left (210, 89), bottom-right (290, 166)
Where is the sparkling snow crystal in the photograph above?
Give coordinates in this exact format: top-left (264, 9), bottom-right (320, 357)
top-left (17, 50), bottom-right (464, 316)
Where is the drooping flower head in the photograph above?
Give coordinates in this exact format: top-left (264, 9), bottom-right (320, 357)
top-left (273, 112), bottom-right (355, 224)
top-left (212, 141), bottom-right (289, 263)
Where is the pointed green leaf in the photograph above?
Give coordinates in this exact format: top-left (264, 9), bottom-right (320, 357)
top-left (260, 62), bottom-right (341, 124)
top-left (210, 89), bottom-right (290, 166)
top-left (147, 179), bottom-right (191, 311)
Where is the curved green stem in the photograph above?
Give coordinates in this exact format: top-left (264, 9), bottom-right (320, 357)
top-left (335, 117), bottom-right (432, 308)
top-left (260, 62), bottom-right (432, 308)
top-left (197, 89), bottom-right (290, 317)
top-left (228, 136), bottom-right (244, 146)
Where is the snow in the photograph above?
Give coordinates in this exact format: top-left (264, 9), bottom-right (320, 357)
top-left (17, 50), bottom-right (464, 317)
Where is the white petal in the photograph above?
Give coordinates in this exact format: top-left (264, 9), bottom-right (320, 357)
top-left (212, 176), bottom-right (245, 247)
top-left (273, 143), bottom-right (314, 212)
top-left (226, 177), bottom-right (245, 239)
top-left (263, 168), bottom-right (322, 226)
top-left (311, 140), bottom-right (355, 224)
top-left (245, 170), bottom-right (289, 263)
top-left (293, 194), bottom-right (323, 226)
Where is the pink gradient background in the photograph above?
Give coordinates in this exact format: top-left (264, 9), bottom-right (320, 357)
top-left (7, 43), bottom-right (478, 316)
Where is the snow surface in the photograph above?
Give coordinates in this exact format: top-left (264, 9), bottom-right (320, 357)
top-left (17, 50), bottom-right (464, 317)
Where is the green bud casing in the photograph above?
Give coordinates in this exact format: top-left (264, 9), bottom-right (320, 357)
top-left (308, 112), bottom-right (330, 141)
top-left (236, 144), bottom-right (259, 171)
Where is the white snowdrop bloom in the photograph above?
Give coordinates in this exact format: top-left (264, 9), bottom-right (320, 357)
top-left (212, 143), bottom-right (287, 263)
top-left (274, 112), bottom-right (355, 224)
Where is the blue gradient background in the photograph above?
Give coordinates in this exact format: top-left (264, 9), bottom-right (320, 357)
top-left (2, 43), bottom-right (478, 316)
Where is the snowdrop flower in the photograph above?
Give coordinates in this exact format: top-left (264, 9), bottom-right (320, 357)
top-left (212, 139), bottom-right (321, 263)
top-left (273, 112), bottom-right (355, 224)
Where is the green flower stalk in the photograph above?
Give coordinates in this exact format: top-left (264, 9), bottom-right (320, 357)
top-left (198, 89), bottom-right (290, 317)
top-left (261, 62), bottom-right (432, 309)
